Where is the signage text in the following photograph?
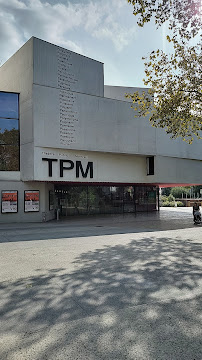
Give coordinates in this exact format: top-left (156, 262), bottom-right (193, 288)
top-left (42, 158), bottom-right (93, 178)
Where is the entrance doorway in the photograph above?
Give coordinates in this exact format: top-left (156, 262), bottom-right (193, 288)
top-left (54, 185), bottom-right (158, 217)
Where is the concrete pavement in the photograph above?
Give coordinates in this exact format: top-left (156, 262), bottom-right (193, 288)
top-left (0, 208), bottom-right (202, 359)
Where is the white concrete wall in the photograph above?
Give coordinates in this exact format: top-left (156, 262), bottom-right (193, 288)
top-left (30, 39), bottom-right (202, 185)
top-left (32, 83), bottom-right (202, 160)
top-left (33, 84), bottom-right (155, 155)
top-left (0, 39), bottom-right (55, 223)
top-left (1, 37), bottom-right (202, 223)
top-left (0, 37), bottom-right (34, 180)
top-left (34, 147), bottom-right (148, 183)
top-left (33, 37), bottom-right (104, 97)
top-left (0, 181), bottom-right (55, 223)
top-left (1, 37), bottom-right (202, 188)
top-left (104, 85), bottom-right (148, 102)
top-left (155, 156), bottom-right (202, 185)
top-left (104, 85), bottom-right (202, 160)
top-left (156, 130), bottom-right (202, 160)
top-left (33, 147), bottom-right (202, 186)
top-left (0, 172), bottom-right (20, 181)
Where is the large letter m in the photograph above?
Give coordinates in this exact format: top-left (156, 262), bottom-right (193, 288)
top-left (76, 161), bottom-right (93, 178)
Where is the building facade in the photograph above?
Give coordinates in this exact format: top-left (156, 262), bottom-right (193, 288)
top-left (0, 37), bottom-right (202, 222)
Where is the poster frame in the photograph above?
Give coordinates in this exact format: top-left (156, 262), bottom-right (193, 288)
top-left (1, 190), bottom-right (18, 214)
top-left (24, 190), bottom-right (40, 213)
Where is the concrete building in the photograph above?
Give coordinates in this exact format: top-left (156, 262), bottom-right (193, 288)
top-left (0, 37), bottom-right (202, 223)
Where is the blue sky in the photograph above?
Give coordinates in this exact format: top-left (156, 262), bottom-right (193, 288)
top-left (0, 0), bottom-right (168, 87)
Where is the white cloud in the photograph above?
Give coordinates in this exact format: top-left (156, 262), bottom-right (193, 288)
top-left (93, 21), bottom-right (136, 52)
top-left (84, 1), bottom-right (137, 52)
top-left (0, 10), bottom-right (24, 65)
top-left (0, 0), bottom-right (137, 64)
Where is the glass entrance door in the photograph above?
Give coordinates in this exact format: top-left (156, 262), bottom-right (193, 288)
top-left (54, 185), bottom-right (157, 216)
top-left (123, 186), bottom-right (135, 213)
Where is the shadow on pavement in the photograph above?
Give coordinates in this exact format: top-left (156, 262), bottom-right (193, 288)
top-left (0, 210), bottom-right (199, 243)
top-left (0, 234), bottom-right (202, 359)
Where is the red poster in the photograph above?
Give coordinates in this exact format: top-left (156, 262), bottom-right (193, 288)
top-left (24, 191), bottom-right (40, 212)
top-left (2, 191), bottom-right (18, 213)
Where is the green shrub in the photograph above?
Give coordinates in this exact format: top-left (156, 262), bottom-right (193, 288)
top-left (162, 201), bottom-right (169, 207)
top-left (161, 195), bottom-right (168, 203)
top-left (162, 201), bottom-right (175, 207)
top-left (176, 201), bottom-right (184, 207)
top-left (167, 194), bottom-right (175, 202)
top-left (171, 186), bottom-right (190, 198)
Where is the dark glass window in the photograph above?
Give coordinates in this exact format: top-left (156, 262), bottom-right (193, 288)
top-left (0, 92), bottom-right (18, 119)
top-left (54, 184), bottom-right (157, 216)
top-left (0, 145), bottom-right (19, 171)
top-left (135, 186), bottom-right (157, 211)
top-left (147, 156), bottom-right (154, 175)
top-left (0, 92), bottom-right (19, 171)
top-left (0, 119), bottom-right (19, 134)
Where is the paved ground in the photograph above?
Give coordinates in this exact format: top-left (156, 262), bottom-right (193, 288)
top-left (0, 207), bottom-right (202, 359)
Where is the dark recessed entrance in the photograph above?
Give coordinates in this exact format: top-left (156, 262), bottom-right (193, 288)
top-left (54, 185), bottom-right (158, 217)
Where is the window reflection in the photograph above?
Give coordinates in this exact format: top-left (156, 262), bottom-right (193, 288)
top-left (0, 119), bottom-right (19, 146)
top-left (0, 92), bottom-right (19, 171)
top-left (0, 145), bottom-right (19, 171)
top-left (0, 119), bottom-right (19, 133)
top-left (0, 92), bottom-right (18, 119)
top-left (135, 186), bottom-right (157, 211)
top-left (55, 185), bottom-right (157, 216)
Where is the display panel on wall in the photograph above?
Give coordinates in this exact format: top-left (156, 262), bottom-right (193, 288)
top-left (24, 191), bottom-right (40, 212)
top-left (1, 191), bottom-right (18, 213)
